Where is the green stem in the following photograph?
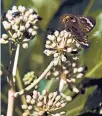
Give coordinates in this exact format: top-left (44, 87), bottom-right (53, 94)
top-left (7, 44), bottom-right (20, 116)
top-left (1, 93), bottom-right (22, 115)
top-left (16, 69), bottom-right (27, 105)
top-left (83, 0), bottom-right (94, 16)
top-left (14, 60), bottom-right (54, 97)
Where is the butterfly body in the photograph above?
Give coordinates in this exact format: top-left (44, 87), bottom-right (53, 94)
top-left (60, 14), bottom-right (96, 48)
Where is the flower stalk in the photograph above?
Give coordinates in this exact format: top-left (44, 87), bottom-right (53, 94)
top-left (7, 44), bottom-right (20, 116)
top-left (14, 60), bottom-right (54, 97)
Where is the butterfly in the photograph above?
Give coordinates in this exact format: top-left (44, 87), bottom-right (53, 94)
top-left (60, 14), bottom-right (96, 48)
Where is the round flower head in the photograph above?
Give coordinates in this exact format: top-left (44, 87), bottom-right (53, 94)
top-left (23, 71), bottom-right (38, 89)
top-left (22, 90), bottom-right (67, 116)
top-left (44, 30), bottom-right (81, 65)
top-left (44, 29), bottom-right (88, 95)
top-left (1, 5), bottom-right (42, 48)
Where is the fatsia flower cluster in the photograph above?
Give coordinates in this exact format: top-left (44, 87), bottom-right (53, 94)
top-left (44, 30), bottom-right (88, 94)
top-left (22, 90), bottom-right (66, 116)
top-left (1, 5), bottom-right (42, 48)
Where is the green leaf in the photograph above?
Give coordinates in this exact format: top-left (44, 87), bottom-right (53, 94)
top-left (84, 13), bottom-right (102, 78)
top-left (65, 87), bottom-right (96, 116)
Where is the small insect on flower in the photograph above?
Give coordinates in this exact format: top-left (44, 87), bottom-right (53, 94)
top-left (60, 14), bottom-right (96, 48)
top-left (12, 11), bottom-right (21, 17)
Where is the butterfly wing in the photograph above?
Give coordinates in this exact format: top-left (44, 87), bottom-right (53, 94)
top-left (78, 16), bottom-right (96, 33)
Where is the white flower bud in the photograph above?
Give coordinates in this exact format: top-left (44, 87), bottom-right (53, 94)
top-left (22, 6), bottom-right (26, 13)
top-left (31, 99), bottom-right (35, 104)
top-left (22, 43), bottom-right (28, 49)
top-left (71, 78), bottom-right (76, 82)
top-left (37, 102), bottom-right (43, 107)
top-left (55, 95), bottom-right (61, 101)
top-left (73, 57), bottom-right (78, 60)
top-left (66, 96), bottom-right (72, 101)
top-left (42, 89), bottom-right (47, 96)
top-left (10, 21), bottom-right (15, 25)
top-left (73, 68), bottom-right (78, 73)
top-left (25, 22), bottom-right (30, 28)
top-left (60, 31), bottom-right (64, 37)
top-left (72, 63), bottom-right (76, 67)
top-left (19, 16), bottom-right (23, 20)
top-left (77, 67), bottom-right (84, 72)
top-left (29, 15), bottom-right (35, 21)
top-left (20, 26), bottom-right (25, 31)
top-left (56, 102), bottom-right (61, 107)
top-left (33, 26), bottom-right (38, 29)
top-left (2, 34), bottom-right (8, 39)
top-left (13, 33), bottom-right (17, 39)
top-left (64, 31), bottom-right (69, 38)
top-left (22, 113), bottom-right (29, 116)
top-left (48, 100), bottom-right (53, 106)
top-left (54, 30), bottom-right (59, 37)
top-left (67, 47), bottom-right (72, 53)
top-left (76, 73), bottom-right (83, 78)
top-left (25, 11), bottom-right (30, 17)
top-left (26, 95), bottom-right (31, 100)
top-left (18, 5), bottom-right (22, 11)
top-left (61, 103), bottom-right (66, 107)
top-left (38, 111), bottom-right (45, 116)
top-left (33, 19), bottom-right (38, 24)
top-left (53, 58), bottom-right (60, 66)
top-left (47, 35), bottom-right (56, 41)
top-left (54, 53), bottom-right (59, 58)
top-left (12, 6), bottom-right (17, 11)
top-left (0, 70), bottom-right (3, 76)
top-left (73, 87), bottom-right (79, 93)
top-left (12, 25), bottom-right (19, 31)
top-left (28, 105), bottom-right (33, 110)
top-left (67, 39), bottom-right (72, 44)
top-left (44, 50), bottom-right (53, 56)
top-left (17, 30), bottom-right (21, 37)
top-left (2, 21), bottom-right (11, 30)
top-left (61, 55), bottom-right (66, 62)
top-left (57, 37), bottom-right (62, 42)
top-left (53, 71), bottom-right (59, 76)
top-left (32, 31), bottom-right (37, 36)
top-left (15, 18), bottom-right (20, 25)
top-left (28, 28), bottom-right (33, 33)
top-left (55, 113), bottom-right (61, 116)
top-left (46, 40), bottom-right (51, 45)
top-left (21, 105), bottom-right (27, 109)
top-left (60, 111), bottom-right (66, 115)
top-left (0, 39), bottom-right (8, 44)
top-left (29, 9), bottom-right (34, 14)
top-left (33, 14), bottom-right (38, 19)
top-left (64, 70), bottom-right (69, 74)
top-left (51, 43), bottom-right (56, 48)
top-left (49, 93), bottom-right (53, 99)
top-left (6, 13), bottom-right (13, 20)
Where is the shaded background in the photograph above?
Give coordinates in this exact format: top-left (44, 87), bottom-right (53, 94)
top-left (1, 0), bottom-right (102, 115)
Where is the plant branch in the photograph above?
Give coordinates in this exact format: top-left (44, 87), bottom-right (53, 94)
top-left (83, 0), bottom-right (94, 16)
top-left (14, 60), bottom-right (54, 97)
top-left (7, 44), bottom-right (20, 116)
top-left (12, 44), bottom-right (20, 77)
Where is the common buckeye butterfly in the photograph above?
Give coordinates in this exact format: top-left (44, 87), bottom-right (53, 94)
top-left (60, 14), bottom-right (96, 48)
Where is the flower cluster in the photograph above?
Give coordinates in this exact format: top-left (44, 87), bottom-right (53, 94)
top-left (44, 30), bottom-right (81, 65)
top-left (44, 29), bottom-right (88, 94)
top-left (23, 71), bottom-right (38, 89)
top-left (22, 90), bottom-right (67, 116)
top-left (1, 5), bottom-right (42, 48)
